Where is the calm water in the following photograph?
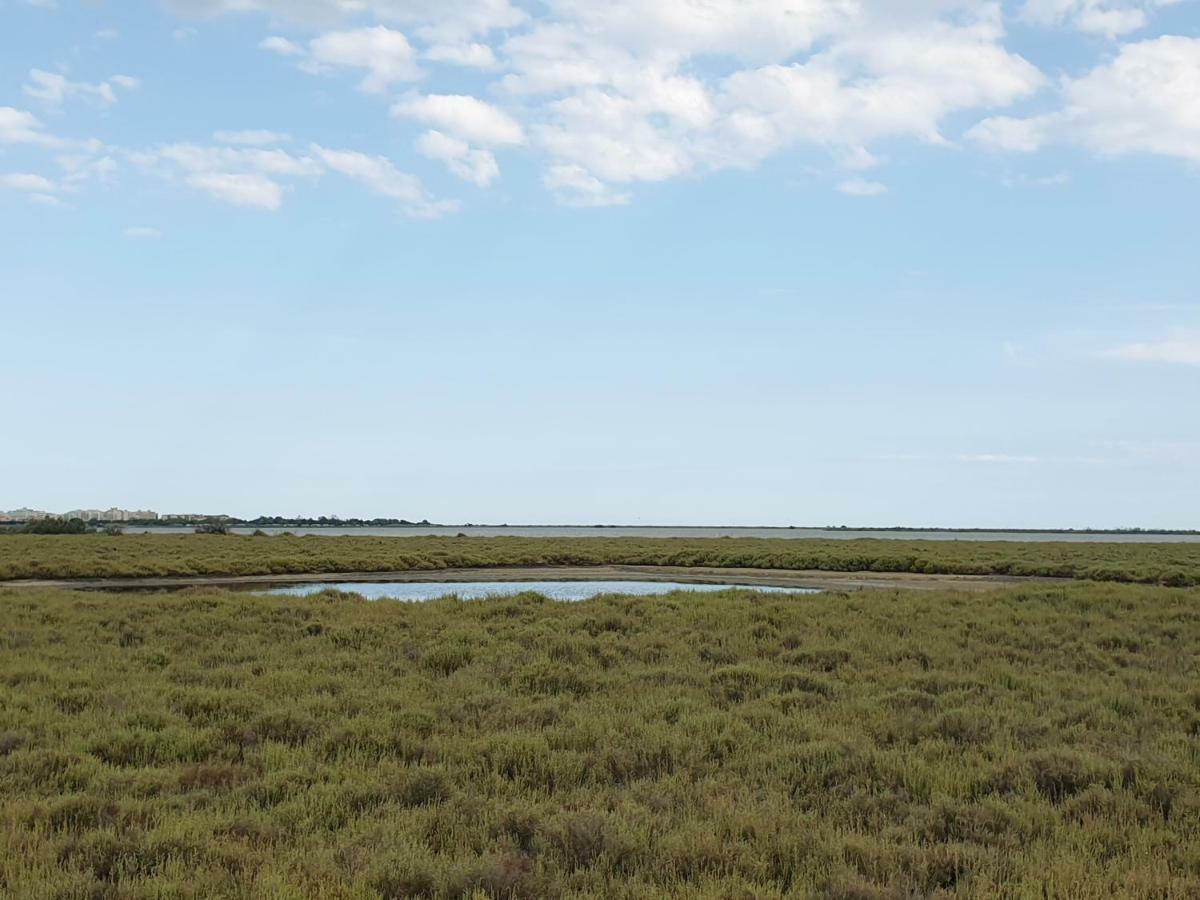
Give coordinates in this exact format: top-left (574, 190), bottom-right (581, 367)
top-left (265, 581), bottom-right (811, 602)
top-left (132, 525), bottom-right (1200, 543)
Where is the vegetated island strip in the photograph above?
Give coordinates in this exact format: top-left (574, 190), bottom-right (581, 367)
top-left (1, 534), bottom-right (1197, 586)
top-left (1, 581), bottom-right (1197, 896)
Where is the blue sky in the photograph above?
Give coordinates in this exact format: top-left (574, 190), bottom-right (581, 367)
top-left (2, 0), bottom-right (1198, 527)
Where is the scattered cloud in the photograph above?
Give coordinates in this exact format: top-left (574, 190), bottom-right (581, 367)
top-left (23, 69), bottom-right (139, 108)
top-left (0, 171), bottom-right (66, 206)
top-left (1019, 0), bottom-right (1178, 36)
top-left (310, 145), bottom-right (457, 217)
top-left (1100, 329), bottom-right (1200, 366)
top-left (415, 130), bottom-right (499, 186)
top-left (1099, 439), bottom-right (1200, 466)
top-left (0, 106), bottom-right (97, 151)
top-left (423, 41), bottom-right (496, 68)
top-left (96, 28), bottom-right (120, 40)
top-left (874, 451), bottom-right (1107, 466)
top-left (265, 27), bottom-right (423, 92)
top-left (186, 171), bottom-right (285, 210)
top-left (124, 139), bottom-right (453, 215)
top-left (392, 93), bottom-right (524, 146)
top-left (543, 164), bottom-right (630, 207)
top-left (970, 36), bottom-right (1200, 163)
top-left (837, 178), bottom-right (888, 197)
top-left (8, 0), bottom-right (1199, 213)
top-left (124, 226), bottom-right (163, 239)
top-left (958, 453), bottom-right (1042, 464)
top-left (129, 143), bottom-right (321, 210)
top-left (837, 147), bottom-right (883, 171)
top-left (57, 154), bottom-right (118, 187)
top-left (1002, 171), bottom-right (1072, 188)
top-left (214, 129), bottom-right (291, 146)
top-left (166, 0), bottom-right (526, 37)
top-left (259, 35), bottom-right (303, 56)
top-left (0, 107), bottom-right (53, 144)
top-left (0, 172), bottom-right (60, 193)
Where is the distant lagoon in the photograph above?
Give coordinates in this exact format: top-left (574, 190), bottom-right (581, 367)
top-left (264, 580), bottom-right (814, 602)
top-left (129, 525), bottom-right (1200, 543)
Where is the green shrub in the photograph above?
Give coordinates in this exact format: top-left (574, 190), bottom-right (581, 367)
top-left (1, 582), bottom-right (1198, 897)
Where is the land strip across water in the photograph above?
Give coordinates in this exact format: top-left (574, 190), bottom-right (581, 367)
top-left (3, 534), bottom-right (1196, 587)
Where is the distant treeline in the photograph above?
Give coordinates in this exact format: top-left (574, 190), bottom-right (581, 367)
top-left (0, 519), bottom-right (126, 536)
top-left (7, 518), bottom-right (90, 535)
top-left (3, 515), bottom-right (440, 528)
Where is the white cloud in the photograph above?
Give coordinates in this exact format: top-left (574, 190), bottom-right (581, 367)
top-left (392, 93), bottom-right (524, 145)
top-left (423, 41), bottom-right (496, 68)
top-left (966, 115), bottom-right (1047, 153)
top-left (169, 0), bottom-right (526, 36)
top-left (25, 0), bottom-right (1200, 213)
top-left (837, 178), bottom-right (888, 196)
top-left (0, 107), bottom-right (55, 145)
top-left (970, 36), bottom-right (1200, 163)
top-left (214, 129), bottom-right (291, 145)
top-left (1019, 0), bottom-right (1177, 36)
top-left (497, 7), bottom-right (1044, 201)
top-left (58, 154), bottom-right (119, 187)
top-left (306, 27), bottom-right (422, 92)
top-left (124, 226), bottom-right (163, 239)
top-left (96, 28), bottom-right (120, 40)
top-left (260, 36), bottom-right (304, 56)
top-left (23, 69), bottom-right (139, 109)
top-left (837, 146), bottom-right (883, 171)
top-left (543, 164), bottom-right (630, 207)
top-left (130, 143), bottom-right (321, 210)
top-left (0, 172), bottom-right (59, 193)
top-left (720, 20), bottom-right (1045, 154)
top-left (415, 130), bottom-right (499, 186)
top-left (958, 453), bottom-right (1042, 464)
top-left (1101, 329), bottom-right (1200, 366)
top-left (148, 144), bottom-right (322, 178)
top-left (310, 145), bottom-right (457, 217)
top-left (538, 0), bottom-right (854, 64)
top-left (1002, 170), bottom-right (1071, 188)
top-left (159, 0), bottom-right (1066, 207)
top-left (186, 172), bottom-right (285, 209)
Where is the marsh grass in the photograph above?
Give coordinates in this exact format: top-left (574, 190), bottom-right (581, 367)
top-left (1, 583), bottom-right (1198, 897)
top-left (1, 534), bottom-right (1198, 585)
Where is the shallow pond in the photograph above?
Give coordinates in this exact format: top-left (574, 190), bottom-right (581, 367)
top-left (264, 580), bottom-right (816, 602)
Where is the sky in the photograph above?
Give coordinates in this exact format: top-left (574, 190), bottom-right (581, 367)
top-left (1, 0), bottom-right (1198, 528)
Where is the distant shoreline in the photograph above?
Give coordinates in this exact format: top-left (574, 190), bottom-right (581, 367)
top-left (6, 522), bottom-right (1194, 535)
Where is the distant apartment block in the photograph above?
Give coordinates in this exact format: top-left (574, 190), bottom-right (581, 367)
top-left (1, 507), bottom-right (159, 522)
top-left (0, 507), bottom-right (53, 522)
top-left (64, 508), bottom-right (160, 522)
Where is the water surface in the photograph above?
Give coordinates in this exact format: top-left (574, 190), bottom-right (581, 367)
top-left (265, 580), bottom-right (811, 602)
top-left (132, 525), bottom-right (1200, 543)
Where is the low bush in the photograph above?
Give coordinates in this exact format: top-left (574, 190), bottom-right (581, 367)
top-left (0, 582), bottom-right (1197, 896)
